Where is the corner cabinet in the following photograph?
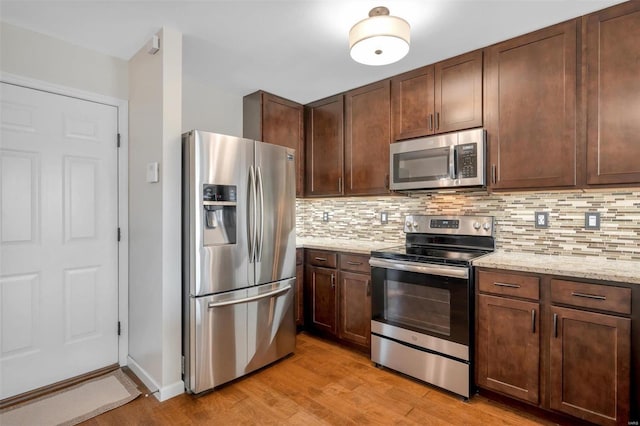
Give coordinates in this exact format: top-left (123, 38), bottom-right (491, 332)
top-left (243, 91), bottom-right (304, 197)
top-left (476, 268), bottom-right (633, 426)
top-left (484, 20), bottom-right (578, 190)
top-left (391, 50), bottom-right (482, 141)
top-left (344, 80), bottom-right (391, 195)
top-left (585, 2), bottom-right (640, 185)
top-left (304, 95), bottom-right (344, 197)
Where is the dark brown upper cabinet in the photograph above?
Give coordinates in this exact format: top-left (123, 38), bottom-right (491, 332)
top-left (304, 95), bottom-right (344, 197)
top-left (243, 91), bottom-right (304, 197)
top-left (344, 80), bottom-right (391, 196)
top-left (484, 20), bottom-right (578, 190)
top-left (392, 50), bottom-right (483, 141)
top-left (585, 2), bottom-right (640, 186)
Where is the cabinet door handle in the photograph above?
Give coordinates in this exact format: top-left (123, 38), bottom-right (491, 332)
top-left (366, 281), bottom-right (371, 297)
top-left (346, 261), bottom-right (362, 266)
top-left (338, 177), bottom-right (342, 193)
top-left (314, 257), bottom-right (327, 262)
top-left (571, 291), bottom-right (606, 301)
top-left (553, 313), bottom-right (558, 338)
top-left (428, 114), bottom-right (433, 131)
top-left (531, 309), bottom-right (536, 334)
top-left (494, 282), bottom-right (520, 289)
top-left (435, 112), bottom-right (440, 130)
top-left (491, 164), bottom-right (497, 185)
top-left (330, 273), bottom-right (335, 289)
top-left (385, 174), bottom-right (389, 190)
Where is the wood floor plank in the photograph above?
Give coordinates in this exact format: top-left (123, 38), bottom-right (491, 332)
top-left (83, 333), bottom-right (549, 425)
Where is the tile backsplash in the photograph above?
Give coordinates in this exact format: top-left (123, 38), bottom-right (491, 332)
top-left (296, 189), bottom-right (640, 261)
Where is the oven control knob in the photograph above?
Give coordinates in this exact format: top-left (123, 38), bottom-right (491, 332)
top-left (483, 222), bottom-right (491, 231)
top-left (473, 221), bottom-right (481, 230)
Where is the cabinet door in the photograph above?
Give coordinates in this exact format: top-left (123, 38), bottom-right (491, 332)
top-left (345, 81), bottom-right (391, 195)
top-left (338, 271), bottom-right (371, 349)
top-left (476, 294), bottom-right (540, 404)
top-left (261, 93), bottom-right (305, 197)
top-left (485, 20), bottom-right (577, 189)
top-left (586, 2), bottom-right (640, 185)
top-left (305, 95), bottom-right (344, 196)
top-left (550, 307), bottom-right (630, 426)
top-left (435, 50), bottom-right (483, 134)
top-left (243, 91), bottom-right (304, 197)
top-left (295, 263), bottom-right (304, 326)
top-left (391, 65), bottom-right (435, 140)
top-left (305, 265), bottom-right (337, 335)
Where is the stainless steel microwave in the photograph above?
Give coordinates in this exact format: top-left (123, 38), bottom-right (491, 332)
top-left (390, 128), bottom-right (486, 191)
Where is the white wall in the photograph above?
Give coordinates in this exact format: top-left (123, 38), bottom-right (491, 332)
top-left (181, 72), bottom-right (243, 136)
top-left (0, 21), bottom-right (128, 99)
top-left (128, 27), bottom-right (183, 401)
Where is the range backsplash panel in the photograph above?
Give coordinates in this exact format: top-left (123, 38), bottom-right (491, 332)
top-left (296, 189), bottom-right (640, 261)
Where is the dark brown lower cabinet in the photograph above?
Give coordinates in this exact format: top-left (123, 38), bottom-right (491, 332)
top-left (306, 265), bottom-right (337, 335)
top-left (476, 267), bottom-right (633, 426)
top-left (476, 294), bottom-right (540, 404)
top-left (549, 306), bottom-right (630, 426)
top-left (338, 271), bottom-right (371, 349)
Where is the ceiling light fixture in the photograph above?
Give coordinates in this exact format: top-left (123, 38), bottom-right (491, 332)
top-left (349, 6), bottom-right (410, 66)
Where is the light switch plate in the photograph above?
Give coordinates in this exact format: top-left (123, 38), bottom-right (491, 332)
top-left (380, 211), bottom-right (388, 224)
top-left (585, 212), bottom-right (601, 230)
top-left (146, 162), bottom-right (159, 183)
top-left (535, 212), bottom-right (549, 229)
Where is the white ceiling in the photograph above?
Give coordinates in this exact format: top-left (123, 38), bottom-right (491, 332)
top-left (0, 0), bottom-right (626, 104)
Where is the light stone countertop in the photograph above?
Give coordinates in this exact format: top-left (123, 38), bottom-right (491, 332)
top-left (473, 251), bottom-right (640, 285)
top-left (296, 237), bottom-right (398, 255)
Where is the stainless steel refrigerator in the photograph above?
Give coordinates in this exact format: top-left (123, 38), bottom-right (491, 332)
top-left (182, 130), bottom-right (296, 394)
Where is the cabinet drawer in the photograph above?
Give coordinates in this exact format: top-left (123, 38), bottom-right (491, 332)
top-left (306, 249), bottom-right (337, 268)
top-left (339, 253), bottom-right (370, 274)
top-left (551, 279), bottom-right (631, 315)
top-left (478, 270), bottom-right (540, 300)
top-left (296, 248), bottom-right (304, 265)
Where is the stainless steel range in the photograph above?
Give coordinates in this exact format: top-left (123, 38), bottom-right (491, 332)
top-left (369, 215), bottom-right (495, 399)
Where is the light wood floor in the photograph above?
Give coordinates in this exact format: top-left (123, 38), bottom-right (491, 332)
top-left (84, 333), bottom-right (551, 425)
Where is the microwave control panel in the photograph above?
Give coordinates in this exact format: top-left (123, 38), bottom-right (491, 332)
top-left (457, 143), bottom-right (477, 178)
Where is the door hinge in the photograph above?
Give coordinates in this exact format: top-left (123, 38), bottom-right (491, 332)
top-left (117, 133), bottom-right (121, 148)
top-left (117, 321), bottom-right (121, 336)
top-left (117, 227), bottom-right (121, 242)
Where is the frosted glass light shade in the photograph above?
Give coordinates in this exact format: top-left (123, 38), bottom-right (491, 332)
top-left (349, 11), bottom-right (410, 66)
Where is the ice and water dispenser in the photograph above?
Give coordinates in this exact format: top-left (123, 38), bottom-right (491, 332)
top-left (202, 184), bottom-right (237, 246)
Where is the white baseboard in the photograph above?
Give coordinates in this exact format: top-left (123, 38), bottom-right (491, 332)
top-left (126, 356), bottom-right (184, 401)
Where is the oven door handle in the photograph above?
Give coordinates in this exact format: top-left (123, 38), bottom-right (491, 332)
top-left (369, 258), bottom-right (469, 279)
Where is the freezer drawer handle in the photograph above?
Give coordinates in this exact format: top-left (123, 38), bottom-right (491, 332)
top-left (207, 285), bottom-right (291, 309)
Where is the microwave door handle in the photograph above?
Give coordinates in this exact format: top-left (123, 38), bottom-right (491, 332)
top-left (449, 145), bottom-right (457, 179)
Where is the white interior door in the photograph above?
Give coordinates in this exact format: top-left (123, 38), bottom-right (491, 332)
top-left (0, 82), bottom-right (119, 399)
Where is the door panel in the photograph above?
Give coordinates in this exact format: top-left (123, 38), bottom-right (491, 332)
top-left (254, 142), bottom-right (296, 285)
top-left (0, 82), bottom-right (118, 399)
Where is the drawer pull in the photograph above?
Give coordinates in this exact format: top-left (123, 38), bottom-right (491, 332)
top-left (571, 291), bottom-right (606, 301)
top-left (494, 282), bottom-right (521, 289)
top-left (347, 261), bottom-right (363, 266)
top-left (314, 257), bottom-right (327, 262)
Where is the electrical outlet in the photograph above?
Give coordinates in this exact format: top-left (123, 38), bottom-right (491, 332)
top-left (380, 211), bottom-right (388, 224)
top-left (534, 212), bottom-right (549, 229)
top-left (585, 212), bottom-right (601, 230)
top-left (322, 211), bottom-right (329, 222)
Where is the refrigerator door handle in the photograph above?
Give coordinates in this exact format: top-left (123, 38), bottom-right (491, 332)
top-left (207, 285), bottom-right (291, 309)
top-left (256, 166), bottom-right (265, 262)
top-left (248, 165), bottom-right (257, 263)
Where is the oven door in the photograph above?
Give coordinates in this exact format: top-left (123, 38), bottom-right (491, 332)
top-left (369, 258), bottom-right (471, 359)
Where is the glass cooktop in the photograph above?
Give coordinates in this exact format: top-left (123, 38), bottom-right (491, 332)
top-left (370, 244), bottom-right (492, 266)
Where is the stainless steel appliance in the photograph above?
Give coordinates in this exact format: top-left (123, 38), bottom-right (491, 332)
top-left (369, 215), bottom-right (495, 398)
top-left (389, 128), bottom-right (486, 191)
top-left (182, 130), bottom-right (296, 394)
